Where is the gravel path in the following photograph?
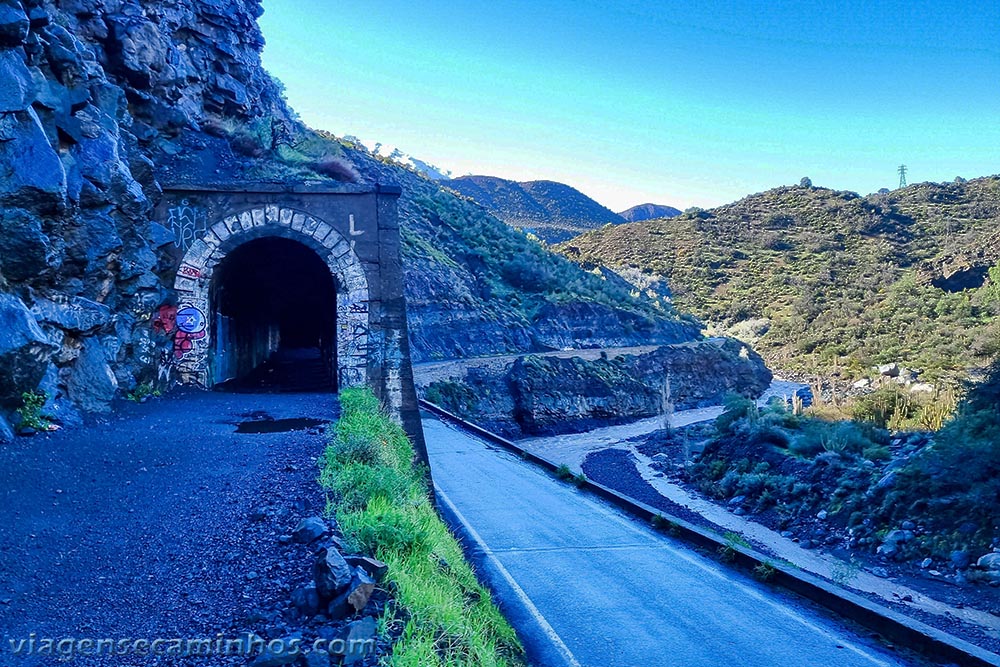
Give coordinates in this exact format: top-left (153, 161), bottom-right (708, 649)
top-left (0, 390), bottom-right (340, 666)
top-left (579, 449), bottom-right (721, 534)
top-left (519, 379), bottom-right (808, 471)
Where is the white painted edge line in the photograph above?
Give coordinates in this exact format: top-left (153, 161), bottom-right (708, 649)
top-left (586, 495), bottom-right (897, 667)
top-left (435, 483), bottom-right (584, 667)
top-left (431, 416), bottom-right (894, 667)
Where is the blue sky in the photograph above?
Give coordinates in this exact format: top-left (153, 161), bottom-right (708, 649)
top-left (259, 1), bottom-right (1000, 210)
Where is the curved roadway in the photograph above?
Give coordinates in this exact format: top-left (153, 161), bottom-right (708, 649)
top-left (424, 414), bottom-right (914, 667)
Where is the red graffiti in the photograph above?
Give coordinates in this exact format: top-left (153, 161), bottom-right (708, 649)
top-left (173, 330), bottom-right (206, 359)
top-left (178, 264), bottom-right (202, 279)
top-left (153, 305), bottom-right (177, 335)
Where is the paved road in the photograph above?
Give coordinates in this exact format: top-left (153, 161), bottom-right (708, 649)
top-left (424, 414), bottom-right (913, 667)
top-left (0, 390), bottom-right (336, 666)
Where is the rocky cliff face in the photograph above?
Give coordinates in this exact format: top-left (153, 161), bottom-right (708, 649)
top-left (0, 0), bottom-right (291, 434)
top-left (0, 0), bottom-right (750, 440)
top-left (419, 339), bottom-right (773, 438)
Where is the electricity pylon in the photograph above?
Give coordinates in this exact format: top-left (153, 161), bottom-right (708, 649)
top-left (898, 164), bottom-right (908, 189)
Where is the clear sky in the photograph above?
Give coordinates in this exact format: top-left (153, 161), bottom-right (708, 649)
top-left (259, 1), bottom-right (1000, 211)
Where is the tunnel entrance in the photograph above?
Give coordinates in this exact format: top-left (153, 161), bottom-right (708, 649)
top-left (209, 237), bottom-right (337, 392)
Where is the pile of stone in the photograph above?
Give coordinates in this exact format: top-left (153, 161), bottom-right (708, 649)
top-left (851, 363), bottom-right (934, 394)
top-left (249, 516), bottom-right (388, 667)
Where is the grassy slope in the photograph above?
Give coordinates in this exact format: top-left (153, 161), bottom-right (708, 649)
top-left (215, 125), bottom-right (692, 361)
top-left (320, 388), bottom-right (525, 667)
top-left (560, 179), bottom-right (1000, 382)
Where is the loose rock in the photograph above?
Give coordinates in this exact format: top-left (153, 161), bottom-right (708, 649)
top-left (314, 547), bottom-right (352, 601)
top-left (292, 516), bottom-right (328, 544)
top-left (344, 555), bottom-right (389, 582)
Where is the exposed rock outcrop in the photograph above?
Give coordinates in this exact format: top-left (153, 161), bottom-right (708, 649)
top-left (420, 338), bottom-right (773, 437)
top-left (0, 0), bottom-right (293, 424)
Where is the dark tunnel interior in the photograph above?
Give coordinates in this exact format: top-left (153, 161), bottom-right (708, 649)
top-left (210, 237), bottom-right (337, 392)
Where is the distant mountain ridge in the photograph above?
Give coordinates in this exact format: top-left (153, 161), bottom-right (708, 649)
top-left (619, 203), bottom-right (682, 222)
top-left (443, 175), bottom-right (625, 243)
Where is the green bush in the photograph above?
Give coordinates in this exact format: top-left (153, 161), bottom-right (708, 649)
top-left (886, 361), bottom-right (1000, 545)
top-left (126, 382), bottom-right (161, 403)
top-left (15, 390), bottom-right (50, 431)
top-left (715, 394), bottom-right (757, 433)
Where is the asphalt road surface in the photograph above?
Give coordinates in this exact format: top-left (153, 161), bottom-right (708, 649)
top-left (424, 414), bottom-right (916, 667)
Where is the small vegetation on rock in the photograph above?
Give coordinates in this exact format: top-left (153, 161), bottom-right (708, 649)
top-left (15, 390), bottom-right (51, 433)
top-left (753, 561), bottom-right (778, 582)
top-left (320, 388), bottom-right (524, 667)
top-left (718, 531), bottom-right (751, 562)
top-left (126, 382), bottom-right (161, 403)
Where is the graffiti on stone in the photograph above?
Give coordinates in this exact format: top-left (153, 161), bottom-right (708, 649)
top-left (152, 305), bottom-right (177, 335)
top-left (168, 199), bottom-right (208, 251)
top-left (176, 306), bottom-right (206, 334)
top-left (157, 350), bottom-right (175, 385)
top-left (384, 329), bottom-right (404, 420)
top-left (349, 213), bottom-right (364, 251)
top-left (164, 205), bottom-right (376, 389)
top-left (177, 264), bottom-right (202, 279)
top-left (173, 305), bottom-right (207, 359)
top-left (338, 296), bottom-right (371, 388)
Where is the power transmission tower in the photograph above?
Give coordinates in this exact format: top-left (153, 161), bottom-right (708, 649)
top-left (898, 164), bottom-right (908, 189)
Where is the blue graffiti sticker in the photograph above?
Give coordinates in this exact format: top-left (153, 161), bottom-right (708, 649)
top-left (175, 306), bottom-right (206, 334)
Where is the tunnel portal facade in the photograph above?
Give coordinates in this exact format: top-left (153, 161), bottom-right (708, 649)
top-left (154, 184), bottom-right (420, 431)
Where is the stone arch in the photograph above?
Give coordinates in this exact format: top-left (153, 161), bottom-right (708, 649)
top-left (171, 205), bottom-right (370, 389)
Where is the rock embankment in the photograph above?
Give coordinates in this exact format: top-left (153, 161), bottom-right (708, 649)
top-left (419, 338), bottom-right (772, 437)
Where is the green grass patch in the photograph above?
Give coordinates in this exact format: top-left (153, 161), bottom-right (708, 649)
top-left (320, 388), bottom-right (525, 667)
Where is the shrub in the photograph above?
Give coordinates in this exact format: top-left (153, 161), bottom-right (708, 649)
top-left (877, 361), bottom-right (1000, 552)
top-left (424, 380), bottom-right (478, 416)
top-left (715, 394), bottom-right (757, 434)
top-left (754, 561), bottom-right (777, 582)
top-left (308, 156), bottom-right (357, 181)
top-left (16, 390), bottom-right (50, 431)
top-left (500, 255), bottom-right (554, 293)
top-left (126, 382), bottom-right (161, 402)
top-left (862, 445), bottom-right (891, 462)
top-left (749, 423), bottom-right (792, 448)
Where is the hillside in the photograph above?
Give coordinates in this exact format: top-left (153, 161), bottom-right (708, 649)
top-left (560, 180), bottom-right (1000, 385)
top-left (442, 175), bottom-right (625, 243)
top-left (619, 203), bottom-right (682, 222)
top-left (0, 0), bottom-right (704, 433)
top-left (339, 149), bottom-right (701, 362)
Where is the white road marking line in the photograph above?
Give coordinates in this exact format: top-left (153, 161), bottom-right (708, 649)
top-left (435, 483), bottom-right (584, 667)
top-left (564, 478), bottom-right (896, 666)
top-left (434, 418), bottom-right (896, 667)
